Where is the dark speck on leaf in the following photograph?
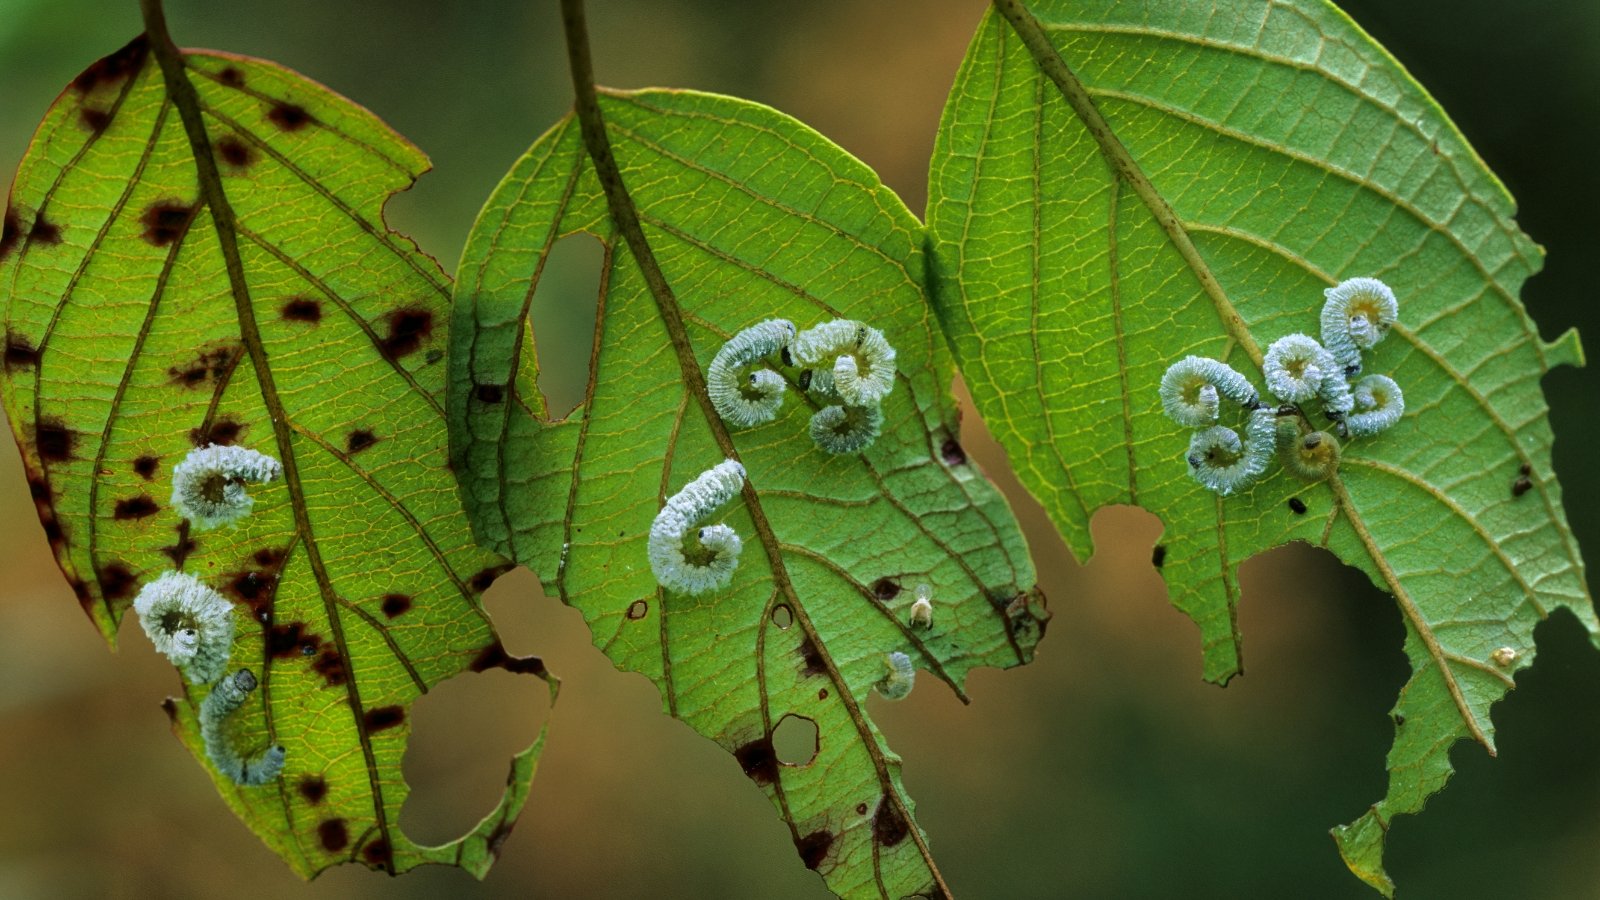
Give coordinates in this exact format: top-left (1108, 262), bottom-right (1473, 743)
top-left (190, 417), bottom-right (243, 446)
top-left (940, 438), bottom-right (967, 466)
top-left (268, 101), bottom-right (314, 131)
top-left (380, 593), bottom-right (412, 618)
top-left (140, 201), bottom-right (196, 246)
top-left (28, 212), bottom-right (61, 245)
top-left (113, 495), bottom-right (159, 520)
top-left (795, 830), bottom-right (834, 871)
top-left (216, 135), bottom-right (254, 169)
top-left (1151, 544), bottom-right (1167, 569)
top-left (97, 563), bottom-right (138, 600)
top-left (346, 430), bottom-right (377, 454)
top-left (298, 776), bottom-right (328, 804)
top-left (1288, 497), bottom-right (1307, 515)
top-left (317, 818), bottom-right (348, 852)
top-left (797, 637), bottom-right (825, 677)
top-left (362, 839), bottom-right (393, 870)
top-left (734, 736), bottom-right (778, 786)
top-left (5, 332), bottom-right (40, 371)
top-left (363, 706), bottom-right (405, 732)
top-left (0, 209), bottom-right (20, 260)
top-left (870, 577), bottom-right (901, 601)
top-left (475, 383), bottom-right (504, 404)
top-left (378, 307), bottom-right (434, 360)
top-left (70, 35), bottom-right (148, 94)
top-left (1512, 475), bottom-right (1533, 497)
top-left (218, 66), bottom-right (245, 88)
top-left (79, 107), bottom-right (113, 134)
top-left (35, 419), bottom-right (76, 462)
top-left (281, 297), bottom-right (322, 322)
top-left (872, 794), bottom-right (909, 847)
top-left (132, 455), bottom-right (159, 479)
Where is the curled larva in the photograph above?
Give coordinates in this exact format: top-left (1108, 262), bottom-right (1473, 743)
top-left (707, 319), bottom-right (796, 427)
top-left (133, 570), bottom-right (235, 685)
top-left (1263, 333), bottom-right (1338, 405)
top-left (1276, 418), bottom-right (1341, 482)
top-left (1186, 408), bottom-right (1275, 496)
top-left (908, 583), bottom-right (933, 629)
top-left (1345, 374), bottom-right (1404, 437)
top-left (201, 669), bottom-right (286, 786)
top-left (875, 651), bottom-right (915, 701)
top-left (809, 403), bottom-right (883, 455)
top-left (647, 459), bottom-right (746, 595)
top-left (170, 443), bottom-right (282, 530)
top-left (1321, 277), bottom-right (1398, 374)
top-left (792, 319), bottom-right (897, 406)
top-left (1159, 356), bottom-right (1260, 426)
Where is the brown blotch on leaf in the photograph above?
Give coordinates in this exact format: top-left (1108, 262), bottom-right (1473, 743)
top-left (626, 599), bottom-right (648, 620)
top-left (1519, 462), bottom-right (1534, 476)
top-left (470, 640), bottom-right (549, 677)
top-left (797, 637), bottom-right (826, 678)
top-left (363, 706), bottom-right (405, 732)
top-left (218, 66), bottom-right (245, 88)
top-left (5, 332), bottom-right (40, 371)
top-left (97, 563), bottom-right (138, 601)
top-left (855, 802), bottom-right (869, 816)
top-left (1288, 497), bottom-right (1307, 515)
top-left (69, 576), bottom-right (92, 606)
top-left (1512, 475), bottom-right (1533, 497)
top-left (378, 307), bottom-right (435, 360)
top-left (872, 794), bottom-right (909, 847)
top-left (346, 430), bottom-right (377, 454)
top-left (818, 688), bottom-right (828, 700)
top-left (113, 495), bottom-right (159, 520)
top-left (268, 622), bottom-right (320, 659)
top-left (160, 697), bottom-right (178, 722)
top-left (475, 383), bottom-right (505, 404)
top-left (316, 818), bottom-right (348, 852)
top-left (225, 568), bottom-right (275, 606)
top-left (487, 819), bottom-right (516, 858)
top-left (940, 438), bottom-right (967, 466)
top-left (190, 417), bottom-right (243, 446)
top-left (132, 455), bottom-right (159, 479)
top-left (380, 593), bottom-right (412, 618)
top-left (734, 735), bottom-right (778, 786)
top-left (469, 564), bottom-right (513, 593)
top-left (280, 296), bottom-right (322, 323)
top-left (168, 345), bottom-right (240, 390)
top-left (140, 200), bottom-right (196, 247)
top-left (28, 476), bottom-right (50, 501)
top-left (268, 101), bottom-right (314, 131)
top-left (362, 839), bottom-right (393, 871)
top-left (253, 546), bottom-right (285, 567)
top-left (215, 135), bottom-right (254, 169)
top-left (79, 107), bottom-right (113, 134)
top-left (297, 775), bottom-right (328, 804)
top-left (870, 577), bottom-right (901, 601)
top-left (42, 516), bottom-right (66, 547)
top-left (795, 830), bottom-right (835, 871)
top-left (161, 526), bottom-right (197, 567)
top-left (312, 648), bottom-right (347, 686)
top-left (1151, 544), bottom-right (1167, 569)
top-left (28, 212), bottom-right (61, 246)
top-left (1, 208), bottom-right (21, 260)
top-left (35, 419), bottom-right (77, 462)
top-left (71, 35), bottom-right (148, 94)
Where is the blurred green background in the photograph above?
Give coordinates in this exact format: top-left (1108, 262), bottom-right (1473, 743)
top-left (1, 1), bottom-right (1597, 897)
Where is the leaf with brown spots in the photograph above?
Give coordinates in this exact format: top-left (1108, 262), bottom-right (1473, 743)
top-left (0, 24), bottom-right (554, 882)
top-left (449, 90), bottom-right (1045, 897)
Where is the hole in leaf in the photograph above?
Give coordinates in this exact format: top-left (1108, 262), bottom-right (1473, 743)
top-left (771, 604), bottom-right (793, 629)
top-left (527, 233), bottom-right (604, 419)
top-left (772, 713), bottom-right (818, 767)
top-left (398, 667), bottom-right (551, 844)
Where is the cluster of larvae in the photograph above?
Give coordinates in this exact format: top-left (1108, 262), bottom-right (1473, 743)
top-left (1159, 277), bottom-right (1406, 495)
top-left (132, 444), bottom-right (286, 785)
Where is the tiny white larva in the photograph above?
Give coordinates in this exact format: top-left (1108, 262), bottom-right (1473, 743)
top-left (132, 570), bottom-right (236, 685)
top-left (875, 651), bottom-right (915, 701)
top-left (200, 669), bottom-right (286, 787)
top-left (170, 443), bottom-right (282, 531)
top-left (908, 583), bottom-right (933, 630)
top-left (809, 403), bottom-right (883, 455)
top-left (1345, 374), bottom-right (1405, 437)
top-left (1159, 356), bottom-right (1259, 427)
top-left (647, 459), bottom-right (747, 595)
top-left (1321, 277), bottom-right (1398, 375)
top-left (1187, 408), bottom-right (1276, 496)
top-left (1263, 333), bottom-right (1338, 405)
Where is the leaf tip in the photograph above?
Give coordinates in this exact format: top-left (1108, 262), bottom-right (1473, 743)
top-left (1331, 812), bottom-right (1397, 898)
top-left (1544, 326), bottom-right (1584, 369)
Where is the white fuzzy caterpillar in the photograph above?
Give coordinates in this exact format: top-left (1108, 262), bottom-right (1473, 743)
top-left (1263, 333), bottom-right (1337, 404)
top-left (201, 669), bottom-right (286, 786)
top-left (875, 651), bottom-right (915, 701)
top-left (133, 570), bottom-right (236, 685)
top-left (708, 319), bottom-right (796, 427)
top-left (170, 443), bottom-right (282, 530)
top-left (792, 319), bottom-right (897, 407)
top-left (1344, 374), bottom-right (1405, 437)
top-left (1187, 408), bottom-right (1276, 496)
top-left (647, 459), bottom-right (747, 595)
top-left (809, 403), bottom-right (883, 455)
top-left (1159, 356), bottom-right (1260, 427)
top-left (908, 584), bottom-right (933, 629)
top-left (1321, 277), bottom-right (1398, 375)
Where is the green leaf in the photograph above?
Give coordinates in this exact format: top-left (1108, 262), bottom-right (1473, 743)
top-left (450, 88), bottom-right (1044, 898)
top-left (925, 0), bottom-right (1596, 894)
top-left (0, 32), bottom-right (552, 878)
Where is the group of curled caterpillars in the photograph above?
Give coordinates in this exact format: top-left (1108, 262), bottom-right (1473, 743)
top-left (132, 444), bottom-right (286, 786)
top-left (1159, 277), bottom-right (1406, 496)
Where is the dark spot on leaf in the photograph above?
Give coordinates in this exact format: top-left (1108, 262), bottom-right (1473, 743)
top-left (190, 416), bottom-right (243, 446)
top-left (487, 819), bottom-right (515, 857)
top-left (469, 640), bottom-right (548, 677)
top-left (42, 516), bottom-right (65, 546)
top-left (132, 455), bottom-right (159, 479)
top-left (160, 697), bottom-right (177, 722)
top-left (27, 476), bottom-right (49, 501)
top-left (113, 495), bottom-right (159, 520)
top-left (28, 212), bottom-right (61, 245)
top-left (818, 688), bottom-right (828, 700)
top-left (298, 776), bottom-right (327, 804)
top-left (856, 802), bottom-right (868, 815)
top-left (79, 107), bottom-right (113, 134)
top-left (268, 101), bottom-right (314, 131)
top-left (1288, 497), bottom-right (1307, 515)
top-left (795, 830), bottom-right (834, 871)
top-left (140, 200), bottom-right (195, 246)
top-left (1, 208), bottom-right (21, 260)
top-left (280, 296), bottom-right (322, 323)
top-left (253, 547), bottom-right (285, 567)
top-left (1393, 713), bottom-right (1406, 726)
top-left (377, 307), bottom-right (434, 360)
top-left (215, 135), bottom-right (254, 169)
top-left (35, 419), bottom-right (76, 462)
top-left (97, 563), bottom-right (137, 601)
top-left (940, 438), bottom-right (967, 466)
top-left (1151, 544), bottom-right (1167, 569)
top-left (362, 839), bottom-right (393, 871)
top-left (268, 622), bottom-right (320, 659)
top-left (1512, 475), bottom-right (1533, 497)
top-left (317, 818), bottom-right (348, 852)
top-left (168, 345), bottom-right (239, 390)
top-left (734, 735), bottom-right (778, 786)
top-left (5, 332), bottom-right (40, 371)
top-left (363, 706), bottom-right (405, 732)
top-left (71, 35), bottom-right (148, 94)
top-left (475, 383), bottom-right (504, 403)
top-left (626, 599), bottom-right (648, 620)
top-left (313, 649), bottom-right (347, 686)
top-left (225, 568), bottom-right (275, 604)
top-left (380, 594), bottom-right (412, 618)
top-left (218, 66), bottom-right (245, 88)
top-left (69, 576), bottom-right (91, 606)
top-left (870, 577), bottom-right (901, 601)
top-left (781, 346), bottom-right (795, 367)
top-left (872, 794), bottom-right (909, 847)
top-left (161, 526), bottom-right (197, 567)
top-left (424, 348), bottom-right (443, 365)
top-left (797, 637), bottom-right (825, 678)
top-left (1519, 462), bottom-right (1533, 476)
top-left (346, 430), bottom-right (377, 454)
top-left (469, 564), bottom-right (513, 593)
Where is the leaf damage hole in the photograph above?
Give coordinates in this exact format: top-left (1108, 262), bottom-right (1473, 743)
top-left (526, 233), bottom-right (604, 418)
top-left (626, 599), bottom-right (649, 620)
top-left (772, 714), bottom-right (818, 767)
top-left (770, 604), bottom-right (792, 629)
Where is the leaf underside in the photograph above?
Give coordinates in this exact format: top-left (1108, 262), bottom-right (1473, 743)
top-left (0, 35), bottom-right (551, 879)
top-left (925, 1), bottom-right (1595, 894)
top-left (450, 88), bottom-right (1045, 898)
